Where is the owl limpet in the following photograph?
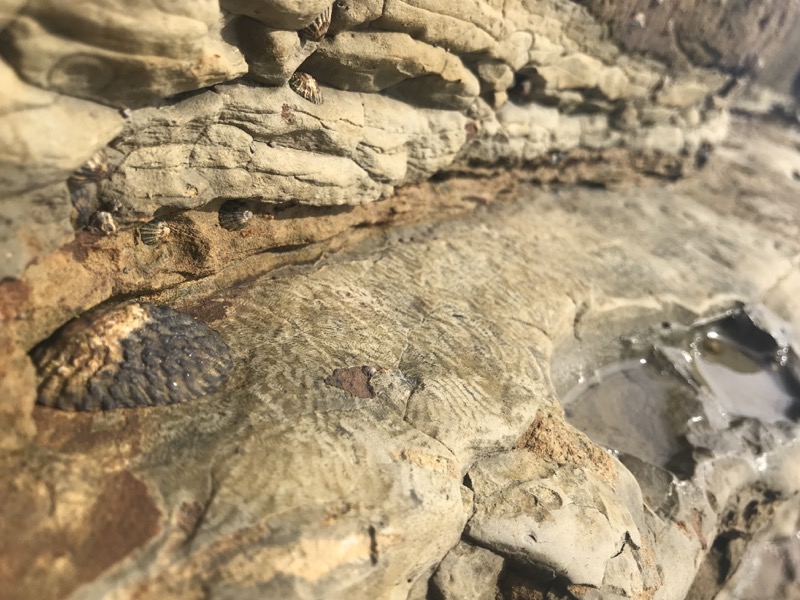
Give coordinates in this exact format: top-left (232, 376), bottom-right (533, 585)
top-left (218, 200), bottom-right (254, 231)
top-left (31, 302), bottom-right (233, 411)
top-left (300, 6), bottom-right (332, 41)
top-left (289, 72), bottom-right (323, 105)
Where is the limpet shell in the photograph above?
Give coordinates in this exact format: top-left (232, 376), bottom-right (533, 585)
top-left (70, 149), bottom-right (109, 183)
top-left (218, 200), bottom-right (254, 231)
top-left (140, 219), bottom-right (171, 247)
top-left (89, 211), bottom-right (117, 235)
top-left (31, 302), bottom-right (233, 411)
top-left (300, 6), bottom-right (332, 41)
top-left (289, 72), bottom-right (323, 105)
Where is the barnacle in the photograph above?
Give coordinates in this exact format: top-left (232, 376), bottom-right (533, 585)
top-left (140, 219), bottom-right (171, 247)
top-left (88, 211), bottom-right (117, 235)
top-left (218, 200), bottom-right (254, 231)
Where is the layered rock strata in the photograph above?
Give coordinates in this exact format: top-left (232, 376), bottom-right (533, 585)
top-left (4, 0), bottom-right (797, 279)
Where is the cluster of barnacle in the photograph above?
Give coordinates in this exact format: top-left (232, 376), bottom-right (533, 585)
top-left (68, 149), bottom-right (119, 235)
top-left (287, 6), bottom-right (331, 105)
top-left (138, 200), bottom-right (255, 249)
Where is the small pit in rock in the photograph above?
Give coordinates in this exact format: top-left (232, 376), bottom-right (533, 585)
top-left (560, 305), bottom-right (800, 486)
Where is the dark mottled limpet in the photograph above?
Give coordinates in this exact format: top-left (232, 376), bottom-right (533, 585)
top-left (31, 302), bottom-right (233, 411)
top-left (70, 149), bottom-right (109, 183)
top-left (140, 219), bottom-right (171, 247)
top-left (218, 200), bottom-right (254, 231)
top-left (289, 72), bottom-right (323, 105)
top-left (299, 6), bottom-right (332, 41)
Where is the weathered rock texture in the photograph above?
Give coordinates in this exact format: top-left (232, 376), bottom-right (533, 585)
top-left (2, 1), bottom-right (800, 599)
top-left (2, 120), bottom-right (800, 599)
top-left (2, 0), bottom-right (794, 278)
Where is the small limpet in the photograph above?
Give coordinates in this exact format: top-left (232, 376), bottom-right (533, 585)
top-left (218, 200), bottom-right (254, 231)
top-left (70, 149), bottom-right (109, 183)
top-left (300, 6), bottom-right (332, 41)
top-left (31, 302), bottom-right (233, 411)
top-left (89, 211), bottom-right (117, 235)
top-left (140, 219), bottom-right (171, 247)
top-left (289, 72), bottom-right (323, 105)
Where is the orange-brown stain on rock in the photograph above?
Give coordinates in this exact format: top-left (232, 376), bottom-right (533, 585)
top-left (33, 409), bottom-right (143, 459)
top-left (517, 410), bottom-right (617, 484)
top-left (324, 366), bottom-right (379, 398)
top-left (72, 471), bottom-right (161, 584)
top-left (281, 103), bottom-right (296, 124)
top-left (0, 470), bottom-right (161, 600)
top-left (0, 279), bottom-right (31, 321)
top-left (181, 297), bottom-right (232, 324)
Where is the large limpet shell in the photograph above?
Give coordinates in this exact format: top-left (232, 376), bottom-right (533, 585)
top-left (289, 72), bottom-right (323, 105)
top-left (31, 302), bottom-right (233, 411)
top-left (300, 6), bottom-right (332, 41)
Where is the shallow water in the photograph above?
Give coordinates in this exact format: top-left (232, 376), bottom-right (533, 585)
top-left (563, 357), bottom-right (699, 478)
top-left (690, 314), bottom-right (800, 424)
top-left (561, 306), bottom-right (800, 481)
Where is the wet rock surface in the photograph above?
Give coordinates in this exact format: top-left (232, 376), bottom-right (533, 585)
top-left (2, 121), bottom-right (800, 599)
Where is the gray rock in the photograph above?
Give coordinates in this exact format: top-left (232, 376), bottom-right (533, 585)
top-left (431, 541), bottom-right (505, 600)
top-left (101, 83), bottom-right (468, 215)
top-left (465, 449), bottom-right (641, 589)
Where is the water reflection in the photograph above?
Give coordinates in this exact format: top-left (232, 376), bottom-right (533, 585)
top-left (561, 305), bottom-right (800, 484)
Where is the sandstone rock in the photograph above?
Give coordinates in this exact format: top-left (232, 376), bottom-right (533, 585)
top-left (2, 0), bottom-right (800, 597)
top-left (536, 53), bottom-right (631, 100)
top-left (328, 0), bottom-right (383, 34)
top-left (0, 0), bottom-right (779, 281)
top-left (4, 123), bottom-right (800, 597)
top-left (465, 449), bottom-right (641, 589)
top-left (0, 0), bottom-right (25, 28)
top-left (0, 59), bottom-right (122, 277)
top-left (431, 541), bottom-right (505, 600)
top-left (0, 60), bottom-right (123, 197)
top-left (0, 1), bottom-right (247, 107)
top-left (303, 32), bottom-right (481, 110)
top-left (586, 0), bottom-right (800, 72)
top-left (373, 0), bottom-right (510, 58)
top-left (236, 18), bottom-right (315, 86)
top-left (221, 0), bottom-right (333, 31)
top-left (101, 82), bottom-right (468, 215)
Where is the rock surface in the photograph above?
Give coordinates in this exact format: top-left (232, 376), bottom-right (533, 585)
top-left (2, 120), bottom-right (800, 599)
top-left (2, 0), bottom-right (788, 277)
top-left (2, 1), bottom-right (800, 598)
